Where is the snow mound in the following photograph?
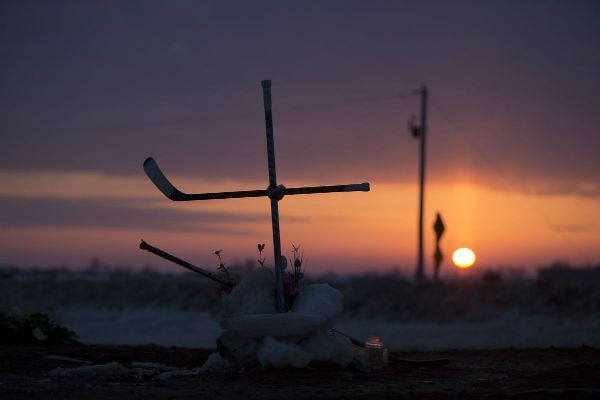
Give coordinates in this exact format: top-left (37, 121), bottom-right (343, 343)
top-left (221, 313), bottom-right (326, 338)
top-left (221, 267), bottom-right (275, 317)
top-left (300, 330), bottom-right (354, 368)
top-left (199, 353), bottom-right (232, 372)
top-left (258, 336), bottom-right (313, 369)
top-left (292, 284), bottom-right (344, 327)
top-left (203, 267), bottom-right (361, 371)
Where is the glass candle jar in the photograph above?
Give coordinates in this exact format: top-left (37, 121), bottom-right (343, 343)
top-left (365, 336), bottom-right (388, 369)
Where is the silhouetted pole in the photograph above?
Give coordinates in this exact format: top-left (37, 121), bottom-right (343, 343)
top-left (261, 80), bottom-right (285, 313)
top-left (410, 85), bottom-right (428, 281)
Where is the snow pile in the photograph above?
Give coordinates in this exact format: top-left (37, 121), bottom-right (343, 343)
top-left (48, 361), bottom-right (201, 380)
top-left (202, 267), bottom-right (360, 371)
top-left (48, 362), bottom-right (129, 378)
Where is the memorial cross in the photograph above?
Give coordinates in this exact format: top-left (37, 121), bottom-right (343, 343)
top-left (143, 80), bottom-right (370, 313)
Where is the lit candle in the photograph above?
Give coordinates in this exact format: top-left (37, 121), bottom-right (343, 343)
top-left (365, 336), bottom-right (388, 369)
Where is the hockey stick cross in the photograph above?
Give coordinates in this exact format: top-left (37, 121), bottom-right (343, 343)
top-left (143, 80), bottom-right (370, 313)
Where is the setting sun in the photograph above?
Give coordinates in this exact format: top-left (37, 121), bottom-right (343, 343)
top-left (452, 248), bottom-right (476, 268)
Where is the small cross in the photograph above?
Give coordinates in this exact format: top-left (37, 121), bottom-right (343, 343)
top-left (143, 80), bottom-right (370, 313)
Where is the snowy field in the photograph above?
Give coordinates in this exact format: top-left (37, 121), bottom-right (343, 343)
top-left (55, 306), bottom-right (600, 350)
top-left (2, 265), bottom-right (599, 350)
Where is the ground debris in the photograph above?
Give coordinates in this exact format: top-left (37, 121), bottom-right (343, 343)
top-left (47, 360), bottom-right (201, 380)
top-left (2, 345), bottom-right (599, 399)
top-left (44, 354), bottom-right (90, 364)
top-left (48, 362), bottom-right (130, 378)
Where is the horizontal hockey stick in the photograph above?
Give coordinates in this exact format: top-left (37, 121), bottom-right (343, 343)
top-left (143, 157), bottom-right (369, 202)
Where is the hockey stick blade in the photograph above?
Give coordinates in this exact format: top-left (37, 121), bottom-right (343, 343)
top-left (143, 157), bottom-right (188, 201)
top-left (144, 157), bottom-right (270, 201)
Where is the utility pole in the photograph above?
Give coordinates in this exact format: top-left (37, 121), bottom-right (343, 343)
top-left (409, 85), bottom-right (428, 281)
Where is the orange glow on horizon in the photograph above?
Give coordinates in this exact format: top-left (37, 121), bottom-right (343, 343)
top-left (0, 170), bottom-right (598, 273)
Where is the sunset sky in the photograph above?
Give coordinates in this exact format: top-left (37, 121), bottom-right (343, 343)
top-left (1, 1), bottom-right (599, 275)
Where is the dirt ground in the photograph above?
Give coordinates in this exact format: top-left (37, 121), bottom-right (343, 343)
top-left (1, 344), bottom-right (599, 399)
